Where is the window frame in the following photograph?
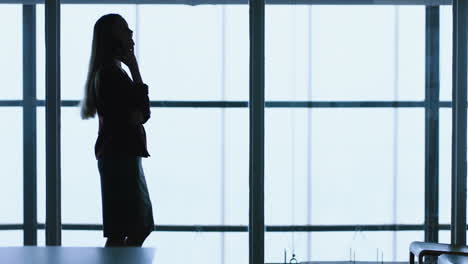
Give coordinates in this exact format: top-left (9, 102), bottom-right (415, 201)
top-left (0, 0), bottom-right (467, 263)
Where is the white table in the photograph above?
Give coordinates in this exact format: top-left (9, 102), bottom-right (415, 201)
top-left (0, 246), bottom-right (156, 264)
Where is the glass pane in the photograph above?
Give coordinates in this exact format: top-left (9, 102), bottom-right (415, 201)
top-left (139, 5), bottom-right (222, 101)
top-left (440, 108), bottom-right (452, 224)
top-left (266, 108), bottom-right (423, 226)
top-left (144, 109), bottom-right (222, 225)
top-left (396, 231), bottom-right (425, 260)
top-left (37, 4), bottom-right (137, 100)
top-left (36, 5), bottom-right (44, 100)
top-left (224, 233), bottom-right (248, 264)
top-left (0, 108), bottom-right (23, 223)
top-left (38, 107), bottom-right (100, 224)
top-left (224, 109), bottom-right (248, 225)
top-left (37, 108), bottom-right (45, 223)
top-left (266, 232), bottom-right (311, 263)
top-left (265, 109), bottom-right (311, 226)
top-left (224, 6), bottom-right (249, 101)
top-left (0, 5), bottom-right (22, 100)
top-left (440, 6), bottom-right (453, 101)
top-left (61, 107), bottom-right (101, 224)
top-left (397, 7), bottom-right (425, 100)
top-left (61, 230), bottom-right (105, 247)
top-left (126, 108), bottom-right (244, 226)
top-left (396, 109), bottom-right (424, 224)
top-left (266, 6), bottom-right (424, 101)
top-left (145, 232), bottom-right (222, 263)
top-left (0, 231), bottom-right (23, 246)
top-left (439, 230), bottom-right (453, 244)
top-left (266, 5), bottom-right (310, 101)
top-left (38, 230), bottom-right (44, 246)
top-left (266, 231), bottom-right (422, 262)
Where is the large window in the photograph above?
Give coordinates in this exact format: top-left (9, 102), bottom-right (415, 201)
top-left (37, 3), bottom-right (249, 263)
top-left (264, 5), bottom-right (428, 262)
top-left (0, 1), bottom-right (461, 263)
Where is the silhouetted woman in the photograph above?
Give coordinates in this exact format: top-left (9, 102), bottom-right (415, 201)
top-left (80, 14), bottom-right (154, 247)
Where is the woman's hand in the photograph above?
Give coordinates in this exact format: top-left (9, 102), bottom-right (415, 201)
top-left (120, 47), bottom-right (138, 69)
top-left (120, 47), bottom-right (144, 84)
top-left (130, 110), bottom-right (144, 125)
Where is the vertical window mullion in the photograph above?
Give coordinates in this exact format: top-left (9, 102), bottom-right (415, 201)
top-left (45, 0), bottom-right (61, 246)
top-left (451, 0), bottom-right (468, 246)
top-left (249, 0), bottom-right (265, 263)
top-left (424, 5), bottom-right (440, 244)
top-left (23, 3), bottom-right (37, 246)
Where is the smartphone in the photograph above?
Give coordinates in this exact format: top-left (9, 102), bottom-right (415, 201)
top-left (112, 37), bottom-right (126, 59)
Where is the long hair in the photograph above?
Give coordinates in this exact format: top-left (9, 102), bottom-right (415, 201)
top-left (80, 14), bottom-right (123, 119)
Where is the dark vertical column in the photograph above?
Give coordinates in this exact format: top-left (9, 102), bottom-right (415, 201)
top-left (249, 0), bottom-right (265, 263)
top-left (424, 5), bottom-right (440, 244)
top-left (45, 0), bottom-right (61, 246)
top-left (451, 0), bottom-right (468, 246)
top-left (23, 4), bottom-right (37, 246)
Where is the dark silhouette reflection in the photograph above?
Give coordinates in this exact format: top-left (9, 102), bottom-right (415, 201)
top-left (80, 13), bottom-right (154, 247)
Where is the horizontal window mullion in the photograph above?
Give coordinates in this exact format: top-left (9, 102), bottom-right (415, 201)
top-left (0, 223), bottom-right (452, 232)
top-left (0, 224), bottom-right (23, 230)
top-left (266, 101), bottom-right (426, 108)
top-left (0, 100), bottom-right (456, 108)
top-left (0, 100), bottom-right (23, 107)
top-left (32, 100), bottom-right (454, 108)
top-left (267, 224), bottom-right (428, 232)
top-left (24, 223), bottom-right (453, 232)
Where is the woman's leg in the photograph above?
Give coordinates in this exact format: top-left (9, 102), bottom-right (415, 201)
top-left (105, 236), bottom-right (126, 247)
top-left (99, 157), bottom-right (130, 248)
top-left (125, 158), bottom-right (154, 247)
top-left (125, 233), bottom-right (149, 247)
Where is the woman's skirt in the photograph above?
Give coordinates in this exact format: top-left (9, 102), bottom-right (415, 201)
top-left (97, 155), bottom-right (154, 238)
